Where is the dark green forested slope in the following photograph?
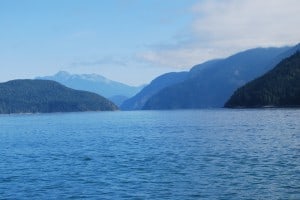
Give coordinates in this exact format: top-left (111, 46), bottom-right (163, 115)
top-left (0, 79), bottom-right (118, 114)
top-left (225, 52), bottom-right (300, 108)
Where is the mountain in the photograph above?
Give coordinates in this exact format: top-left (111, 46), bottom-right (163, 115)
top-left (225, 51), bottom-right (300, 108)
top-left (36, 71), bottom-right (144, 105)
top-left (267, 43), bottom-right (300, 69)
top-left (0, 79), bottom-right (118, 114)
top-left (109, 95), bottom-right (128, 107)
top-left (143, 45), bottom-right (296, 109)
top-left (120, 72), bottom-right (188, 110)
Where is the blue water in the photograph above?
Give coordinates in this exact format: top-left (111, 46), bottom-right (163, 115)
top-left (0, 109), bottom-right (299, 199)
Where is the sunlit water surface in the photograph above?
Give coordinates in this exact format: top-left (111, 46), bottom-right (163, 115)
top-left (0, 109), bottom-right (299, 199)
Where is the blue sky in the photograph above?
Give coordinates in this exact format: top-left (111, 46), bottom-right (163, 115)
top-left (1, 0), bottom-right (299, 86)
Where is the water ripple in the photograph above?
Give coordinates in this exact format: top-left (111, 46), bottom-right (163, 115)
top-left (0, 109), bottom-right (299, 199)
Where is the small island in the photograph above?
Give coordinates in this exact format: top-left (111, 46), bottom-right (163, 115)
top-left (225, 51), bottom-right (300, 108)
top-left (0, 79), bottom-right (118, 114)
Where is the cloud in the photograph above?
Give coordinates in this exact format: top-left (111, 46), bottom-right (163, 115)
top-left (138, 0), bottom-right (300, 69)
top-left (136, 47), bottom-right (219, 69)
top-left (70, 56), bottom-right (128, 68)
top-left (192, 0), bottom-right (300, 47)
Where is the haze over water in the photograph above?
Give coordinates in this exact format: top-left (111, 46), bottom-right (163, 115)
top-left (0, 109), bottom-right (299, 199)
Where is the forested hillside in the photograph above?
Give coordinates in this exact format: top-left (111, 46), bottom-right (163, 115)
top-left (0, 79), bottom-right (118, 114)
top-left (143, 47), bottom-right (291, 109)
top-left (225, 52), bottom-right (300, 108)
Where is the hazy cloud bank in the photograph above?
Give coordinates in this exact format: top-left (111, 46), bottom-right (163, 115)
top-left (138, 0), bottom-right (300, 69)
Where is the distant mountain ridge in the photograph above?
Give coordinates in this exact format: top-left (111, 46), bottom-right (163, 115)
top-left (36, 71), bottom-right (144, 105)
top-left (142, 45), bottom-right (299, 110)
top-left (120, 72), bottom-right (188, 110)
top-left (0, 79), bottom-right (118, 114)
top-left (225, 51), bottom-right (300, 108)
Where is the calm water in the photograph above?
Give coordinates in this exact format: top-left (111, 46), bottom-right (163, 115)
top-left (0, 109), bottom-right (299, 199)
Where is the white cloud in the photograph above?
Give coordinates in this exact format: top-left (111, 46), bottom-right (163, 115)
top-left (192, 0), bottom-right (300, 47)
top-left (138, 0), bottom-right (300, 69)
